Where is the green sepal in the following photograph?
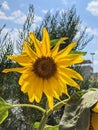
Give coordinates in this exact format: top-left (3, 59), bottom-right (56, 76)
top-left (0, 97), bottom-right (12, 124)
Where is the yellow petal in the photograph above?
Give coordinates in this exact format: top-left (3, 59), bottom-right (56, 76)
top-left (73, 57), bottom-right (84, 64)
top-left (59, 81), bottom-right (69, 97)
top-left (23, 43), bottom-right (37, 59)
top-left (27, 74), bottom-right (43, 103)
top-left (21, 81), bottom-right (30, 93)
top-left (55, 73), bottom-right (69, 97)
top-left (19, 72), bottom-right (33, 86)
top-left (59, 71), bottom-right (80, 89)
top-left (54, 42), bottom-right (77, 60)
top-left (56, 54), bottom-right (84, 66)
top-left (29, 95), bottom-right (35, 102)
top-left (42, 28), bottom-right (50, 56)
top-left (51, 37), bottom-right (68, 57)
top-left (43, 79), bottom-right (54, 97)
top-left (20, 72), bottom-right (43, 103)
top-left (29, 33), bottom-right (40, 44)
top-left (47, 95), bottom-right (54, 110)
top-left (29, 32), bottom-right (42, 57)
top-left (44, 77), bottom-right (60, 100)
top-left (48, 77), bottom-right (61, 100)
top-left (43, 79), bottom-right (54, 109)
top-left (3, 67), bottom-right (26, 73)
top-left (58, 66), bottom-right (83, 81)
top-left (7, 55), bottom-right (33, 66)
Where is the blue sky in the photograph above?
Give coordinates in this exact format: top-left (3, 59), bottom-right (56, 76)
top-left (0, 0), bottom-right (98, 72)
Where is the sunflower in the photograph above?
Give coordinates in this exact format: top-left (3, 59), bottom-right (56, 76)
top-left (3, 28), bottom-right (84, 109)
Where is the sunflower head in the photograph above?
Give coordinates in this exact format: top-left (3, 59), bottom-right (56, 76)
top-left (33, 56), bottom-right (57, 79)
top-left (3, 28), bottom-right (84, 109)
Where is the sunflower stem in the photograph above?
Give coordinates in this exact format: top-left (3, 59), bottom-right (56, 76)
top-left (37, 100), bottom-right (49, 130)
top-left (37, 99), bottom-right (69, 130)
top-left (37, 111), bottom-right (48, 130)
top-left (11, 104), bottom-right (45, 113)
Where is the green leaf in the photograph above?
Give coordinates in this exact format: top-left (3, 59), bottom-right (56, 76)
top-left (45, 125), bottom-right (59, 130)
top-left (0, 97), bottom-right (12, 124)
top-left (51, 39), bottom-right (66, 47)
top-left (0, 110), bottom-right (8, 124)
top-left (33, 122), bottom-right (40, 129)
top-left (33, 122), bottom-right (59, 130)
top-left (50, 39), bottom-right (59, 46)
top-left (70, 51), bottom-right (87, 56)
top-left (68, 90), bottom-right (86, 103)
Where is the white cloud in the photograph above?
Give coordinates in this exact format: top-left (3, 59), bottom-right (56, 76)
top-left (11, 10), bottom-right (27, 24)
top-left (74, 23), bottom-right (85, 39)
top-left (0, 7), bottom-right (26, 24)
top-left (31, 15), bottom-right (43, 30)
top-left (86, 27), bottom-right (98, 36)
top-left (86, 0), bottom-right (98, 16)
top-left (42, 8), bottom-right (56, 14)
top-left (15, 15), bottom-right (26, 24)
top-left (95, 50), bottom-right (98, 54)
top-left (1, 27), bottom-right (22, 53)
top-left (1, 27), bottom-right (10, 35)
top-left (1, 27), bottom-right (20, 40)
top-left (42, 8), bottom-right (55, 14)
top-left (11, 10), bottom-right (23, 17)
top-left (2, 1), bottom-right (10, 10)
top-left (0, 10), bottom-right (7, 19)
top-left (0, 10), bottom-right (13, 20)
top-left (0, 9), bottom-right (43, 25)
top-left (34, 15), bottom-right (43, 23)
top-left (61, 0), bottom-right (67, 6)
top-left (42, 9), bottom-right (48, 14)
top-left (31, 23), bottom-right (38, 30)
top-left (0, 10), bottom-right (26, 24)
top-left (59, 9), bottom-right (66, 16)
top-left (94, 60), bottom-right (98, 65)
top-left (76, 23), bottom-right (98, 36)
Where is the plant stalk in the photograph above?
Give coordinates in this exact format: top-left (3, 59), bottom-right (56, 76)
top-left (12, 104), bottom-right (45, 113)
top-left (37, 112), bottom-right (48, 130)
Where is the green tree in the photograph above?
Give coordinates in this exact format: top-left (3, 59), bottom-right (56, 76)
top-left (35, 6), bottom-right (93, 50)
top-left (0, 25), bottom-right (14, 98)
top-left (17, 4), bottom-right (34, 52)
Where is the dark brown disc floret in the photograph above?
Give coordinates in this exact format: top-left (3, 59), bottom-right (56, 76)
top-left (33, 56), bottom-right (57, 79)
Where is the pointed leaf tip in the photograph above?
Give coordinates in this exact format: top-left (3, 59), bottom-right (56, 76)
top-left (0, 97), bottom-right (12, 124)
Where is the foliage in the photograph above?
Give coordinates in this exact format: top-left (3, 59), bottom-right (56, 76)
top-left (34, 6), bottom-right (93, 50)
top-left (17, 4), bottom-right (34, 52)
top-left (0, 97), bottom-right (12, 124)
top-left (0, 25), bottom-right (14, 98)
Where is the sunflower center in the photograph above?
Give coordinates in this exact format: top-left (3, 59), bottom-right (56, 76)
top-left (33, 56), bottom-right (57, 79)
